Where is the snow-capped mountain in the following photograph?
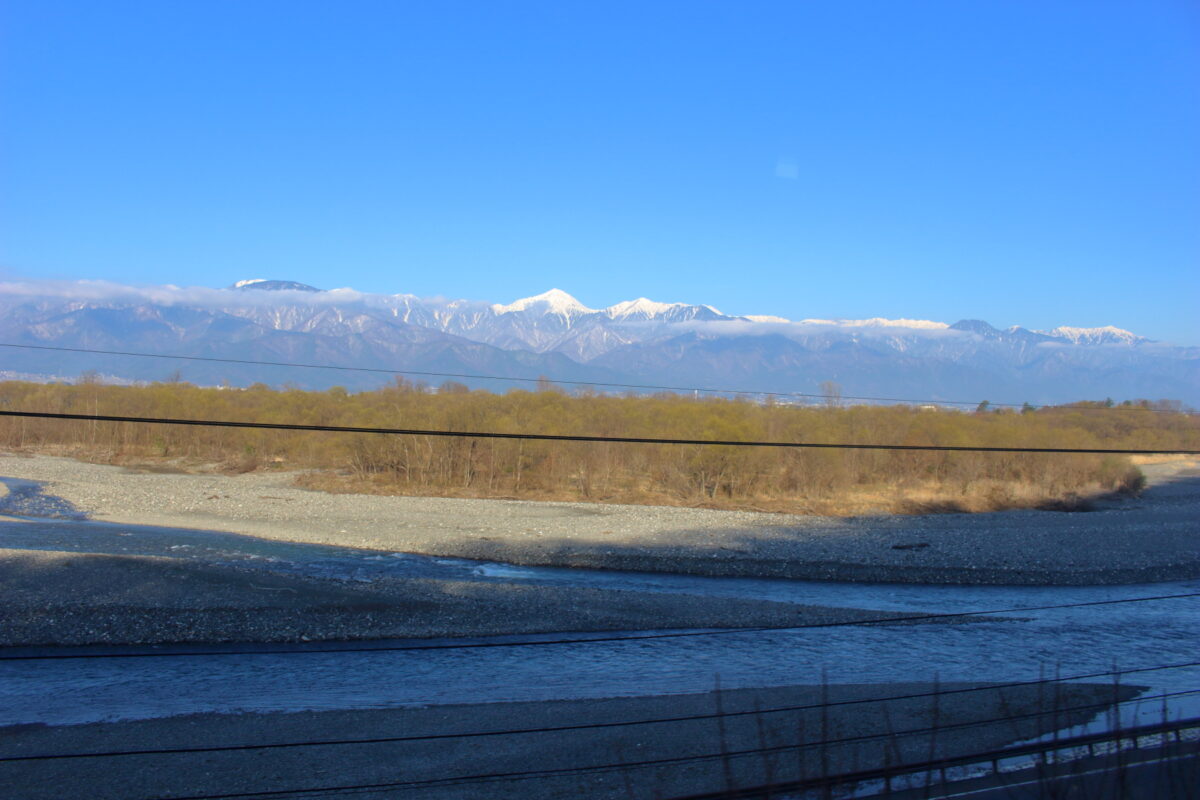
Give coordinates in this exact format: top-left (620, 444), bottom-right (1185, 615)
top-left (605, 297), bottom-right (728, 323)
top-left (1043, 326), bottom-right (1143, 346)
top-left (0, 279), bottom-right (1195, 405)
top-left (406, 288), bottom-right (741, 361)
top-left (493, 288), bottom-right (595, 318)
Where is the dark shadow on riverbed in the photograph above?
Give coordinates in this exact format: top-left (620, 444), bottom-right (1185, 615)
top-left (2, 510), bottom-right (952, 647)
top-left (458, 472), bottom-right (1200, 585)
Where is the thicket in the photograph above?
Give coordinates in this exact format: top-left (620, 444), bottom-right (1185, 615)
top-left (1, 379), bottom-right (1196, 514)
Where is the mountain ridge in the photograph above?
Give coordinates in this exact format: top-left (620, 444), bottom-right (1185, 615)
top-left (0, 279), bottom-right (1193, 405)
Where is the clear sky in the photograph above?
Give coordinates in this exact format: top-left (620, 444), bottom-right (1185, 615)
top-left (2, 1), bottom-right (1198, 342)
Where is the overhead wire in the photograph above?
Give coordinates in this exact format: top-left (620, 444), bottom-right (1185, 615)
top-left (4, 590), bottom-right (1198, 661)
top-left (0, 341), bottom-right (1193, 414)
top-left (2, 410), bottom-right (1198, 456)
top-left (3, 661), bottom-right (1196, 764)
top-left (4, 343), bottom-right (1196, 791)
top-left (96, 691), bottom-right (1200, 800)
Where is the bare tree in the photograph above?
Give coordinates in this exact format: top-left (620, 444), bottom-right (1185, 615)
top-left (820, 380), bottom-right (842, 409)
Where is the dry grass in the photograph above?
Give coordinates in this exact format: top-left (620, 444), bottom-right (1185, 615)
top-left (3, 379), bottom-right (1191, 517)
top-left (294, 468), bottom-right (1143, 517)
top-left (26, 443), bottom-right (1131, 517)
top-left (1129, 454), bottom-right (1197, 466)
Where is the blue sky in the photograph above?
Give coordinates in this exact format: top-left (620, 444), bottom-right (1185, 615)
top-left (2, 1), bottom-right (1198, 342)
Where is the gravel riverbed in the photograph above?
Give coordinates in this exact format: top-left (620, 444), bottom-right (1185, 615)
top-left (1, 453), bottom-right (1197, 645)
top-left (0, 544), bottom-right (923, 645)
top-left (2, 453), bottom-right (1197, 585)
top-left (0, 454), bottom-right (944, 646)
top-left (1, 454), bottom-right (1185, 799)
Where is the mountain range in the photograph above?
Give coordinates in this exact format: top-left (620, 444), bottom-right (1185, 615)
top-left (0, 278), bottom-right (1195, 407)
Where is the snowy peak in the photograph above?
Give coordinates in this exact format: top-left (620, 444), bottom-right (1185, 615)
top-left (1046, 325), bottom-right (1142, 345)
top-left (605, 297), bottom-right (680, 319)
top-left (604, 297), bottom-right (725, 321)
top-left (493, 289), bottom-right (728, 324)
top-left (493, 289), bottom-right (595, 317)
top-left (951, 320), bottom-right (1143, 345)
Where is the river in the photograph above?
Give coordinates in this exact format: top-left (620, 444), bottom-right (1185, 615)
top-left (2, 475), bottom-right (1198, 741)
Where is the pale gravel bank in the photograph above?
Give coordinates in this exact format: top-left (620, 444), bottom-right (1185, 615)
top-left (2, 453), bottom-right (1197, 585)
top-left (0, 681), bottom-right (1139, 800)
top-left (0, 451), bottom-right (977, 646)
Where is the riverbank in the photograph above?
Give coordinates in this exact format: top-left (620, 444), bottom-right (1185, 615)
top-left (2, 453), bottom-right (1197, 586)
top-left (0, 679), bottom-right (1140, 799)
top-left (1, 454), bottom-right (1187, 800)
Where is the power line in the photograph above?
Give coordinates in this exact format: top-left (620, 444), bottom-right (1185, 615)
top-left (2, 410), bottom-right (1198, 456)
top-left (101, 692), bottom-right (1200, 800)
top-left (4, 661), bottom-right (1194, 764)
top-left (668, 714), bottom-right (1200, 800)
top-left (4, 590), bottom-right (1198, 662)
top-left (1, 341), bottom-right (1193, 415)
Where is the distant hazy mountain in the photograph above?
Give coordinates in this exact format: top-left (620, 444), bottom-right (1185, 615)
top-left (0, 279), bottom-right (1196, 406)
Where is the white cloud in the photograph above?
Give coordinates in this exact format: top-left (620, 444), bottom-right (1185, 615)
top-left (0, 279), bottom-right (368, 309)
top-left (797, 317), bottom-right (949, 330)
top-left (667, 317), bottom-right (963, 341)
